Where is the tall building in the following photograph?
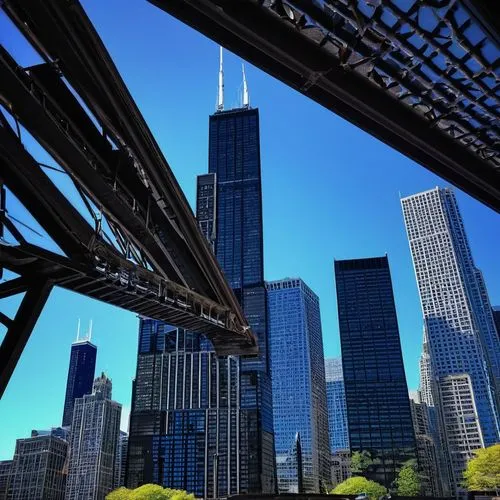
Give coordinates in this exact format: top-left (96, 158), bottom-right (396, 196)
top-left (325, 358), bottom-right (349, 454)
top-left (204, 53), bottom-right (275, 494)
top-left (5, 435), bottom-right (67, 499)
top-left (114, 432), bottom-right (128, 489)
top-left (439, 374), bottom-right (484, 492)
top-left (266, 278), bottom-right (330, 493)
top-left (330, 450), bottom-right (350, 487)
top-left (127, 320), bottom-right (241, 498)
top-left (401, 187), bottom-right (500, 491)
top-left (409, 391), bottom-right (444, 497)
top-left (334, 256), bottom-right (417, 488)
top-left (62, 328), bottom-right (97, 427)
top-left (0, 461), bottom-right (12, 499)
top-left (127, 50), bottom-right (275, 495)
top-left (492, 306), bottom-right (500, 341)
top-left (65, 373), bottom-right (121, 500)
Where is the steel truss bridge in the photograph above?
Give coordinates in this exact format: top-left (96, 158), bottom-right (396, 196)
top-left (0, 0), bottom-right (499, 396)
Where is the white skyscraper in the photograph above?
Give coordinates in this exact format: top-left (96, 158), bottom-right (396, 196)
top-left (401, 187), bottom-right (500, 492)
top-left (65, 373), bottom-right (121, 500)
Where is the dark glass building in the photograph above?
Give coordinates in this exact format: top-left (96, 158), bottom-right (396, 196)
top-left (207, 106), bottom-right (276, 494)
top-left (128, 90), bottom-right (275, 494)
top-left (127, 319), bottom-right (240, 498)
top-left (334, 256), bottom-right (416, 487)
top-left (492, 307), bottom-right (500, 341)
top-left (62, 338), bottom-right (97, 427)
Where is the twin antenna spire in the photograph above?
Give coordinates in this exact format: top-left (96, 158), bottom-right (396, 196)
top-left (217, 46), bottom-right (249, 111)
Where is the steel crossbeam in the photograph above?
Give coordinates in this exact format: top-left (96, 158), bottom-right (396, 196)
top-left (0, 0), bottom-right (257, 396)
top-left (148, 0), bottom-right (500, 212)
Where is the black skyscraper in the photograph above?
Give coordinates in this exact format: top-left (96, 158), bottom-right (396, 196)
top-left (128, 57), bottom-right (276, 494)
top-left (201, 105), bottom-right (276, 494)
top-left (334, 256), bottom-right (416, 487)
top-left (62, 338), bottom-right (97, 427)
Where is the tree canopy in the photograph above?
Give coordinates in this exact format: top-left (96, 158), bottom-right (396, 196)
top-left (351, 451), bottom-right (373, 475)
top-left (395, 461), bottom-right (421, 496)
top-left (106, 485), bottom-right (195, 500)
top-left (331, 476), bottom-right (387, 499)
top-left (463, 444), bottom-right (500, 494)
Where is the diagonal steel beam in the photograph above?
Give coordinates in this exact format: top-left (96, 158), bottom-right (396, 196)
top-left (0, 279), bottom-right (53, 398)
top-left (0, 276), bottom-right (30, 298)
top-left (146, 0), bottom-right (500, 213)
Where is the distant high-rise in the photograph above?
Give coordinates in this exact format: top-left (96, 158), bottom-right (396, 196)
top-left (127, 319), bottom-right (240, 497)
top-left (267, 278), bottom-right (330, 493)
top-left (114, 432), bottom-right (128, 489)
top-left (65, 373), bottom-right (121, 500)
top-left (402, 187), bottom-right (500, 491)
top-left (334, 256), bottom-right (416, 487)
top-left (5, 435), bottom-right (67, 499)
top-left (62, 325), bottom-right (97, 427)
top-left (325, 358), bottom-right (349, 454)
top-left (492, 307), bottom-right (500, 341)
top-left (0, 461), bottom-right (12, 499)
top-left (331, 450), bottom-right (350, 487)
top-left (409, 391), bottom-right (444, 497)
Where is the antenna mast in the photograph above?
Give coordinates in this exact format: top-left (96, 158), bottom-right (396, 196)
top-left (217, 46), bottom-right (224, 111)
top-left (242, 63), bottom-right (249, 108)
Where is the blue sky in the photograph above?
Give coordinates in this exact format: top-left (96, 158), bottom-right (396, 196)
top-left (1, 0), bottom-right (499, 460)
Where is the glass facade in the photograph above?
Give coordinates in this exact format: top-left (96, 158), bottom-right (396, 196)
top-left (267, 279), bottom-right (330, 493)
top-left (334, 256), bottom-right (416, 488)
top-left (128, 104), bottom-right (276, 495)
top-left (325, 358), bottom-right (349, 454)
top-left (62, 339), bottom-right (97, 427)
top-left (207, 106), bottom-right (276, 493)
top-left (402, 188), bottom-right (500, 492)
top-left (208, 108), bottom-right (264, 290)
top-left (127, 320), bottom-right (240, 498)
top-left (492, 307), bottom-right (500, 342)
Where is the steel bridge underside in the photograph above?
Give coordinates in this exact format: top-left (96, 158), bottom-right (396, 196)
top-left (0, 0), bottom-right (257, 397)
top-left (150, 0), bottom-right (500, 212)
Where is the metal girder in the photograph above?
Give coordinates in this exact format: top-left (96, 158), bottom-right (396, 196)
top-left (0, 279), bottom-right (53, 398)
top-left (0, 243), bottom-right (257, 356)
top-left (0, 0), bottom-right (257, 375)
top-left (2, 0), bottom-right (246, 311)
top-left (147, 0), bottom-right (500, 213)
top-left (0, 114), bottom-right (257, 357)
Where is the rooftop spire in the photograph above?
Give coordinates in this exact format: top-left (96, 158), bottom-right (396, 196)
top-left (76, 318), bottom-right (80, 341)
top-left (242, 63), bottom-right (249, 108)
top-left (217, 46), bottom-right (224, 111)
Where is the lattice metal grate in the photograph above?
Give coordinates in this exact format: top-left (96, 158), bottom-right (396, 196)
top-left (265, 0), bottom-right (500, 169)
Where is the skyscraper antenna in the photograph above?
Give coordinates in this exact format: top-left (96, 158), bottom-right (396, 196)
top-left (217, 46), bottom-right (224, 112)
top-left (88, 319), bottom-right (93, 341)
top-left (242, 63), bottom-right (249, 108)
top-left (76, 318), bottom-right (80, 341)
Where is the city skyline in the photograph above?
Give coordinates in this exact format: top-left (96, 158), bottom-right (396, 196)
top-left (1, 0), bottom-right (500, 464)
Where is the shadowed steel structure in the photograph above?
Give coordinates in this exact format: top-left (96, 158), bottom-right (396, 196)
top-left (0, 0), bottom-right (256, 398)
top-left (149, 0), bottom-right (500, 212)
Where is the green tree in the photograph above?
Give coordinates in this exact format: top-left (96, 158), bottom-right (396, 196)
top-left (106, 487), bottom-right (132, 499)
top-left (106, 485), bottom-right (195, 500)
top-left (395, 461), bottom-right (421, 496)
top-left (463, 444), bottom-right (500, 494)
top-left (351, 451), bottom-right (373, 475)
top-left (331, 476), bottom-right (387, 499)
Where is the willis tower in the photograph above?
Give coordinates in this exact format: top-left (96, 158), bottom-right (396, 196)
top-left (127, 49), bottom-right (276, 495)
top-left (197, 48), bottom-right (276, 493)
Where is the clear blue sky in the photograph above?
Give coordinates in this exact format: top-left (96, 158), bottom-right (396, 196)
top-left (1, 0), bottom-right (499, 461)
